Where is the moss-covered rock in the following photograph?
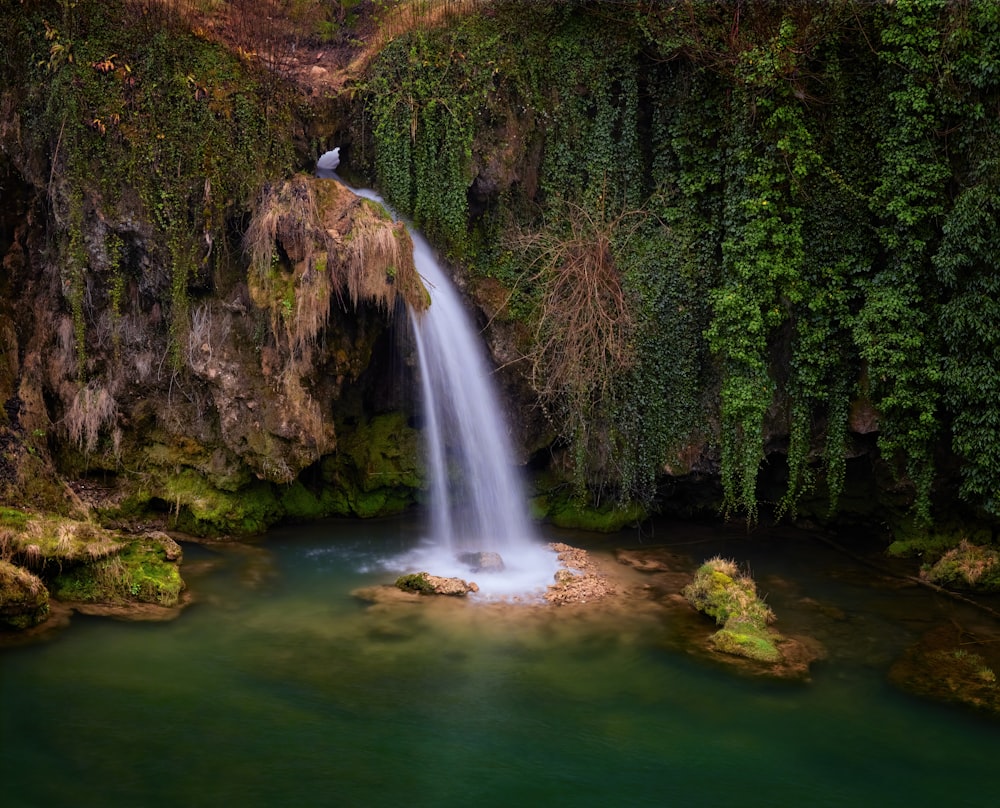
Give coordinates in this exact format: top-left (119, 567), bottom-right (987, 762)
top-left (323, 412), bottom-right (423, 518)
top-left (279, 480), bottom-right (328, 522)
top-left (683, 556), bottom-right (783, 663)
top-left (395, 571), bottom-right (478, 596)
top-left (51, 538), bottom-right (184, 607)
top-left (710, 622), bottom-right (782, 664)
top-left (0, 513), bottom-right (184, 619)
top-left (395, 572), bottom-right (435, 594)
top-left (886, 516), bottom-right (993, 560)
top-left (920, 540), bottom-right (1000, 593)
top-left (0, 559), bottom-right (49, 629)
top-left (889, 627), bottom-right (1000, 716)
top-left (1, 514), bottom-right (126, 571)
top-left (125, 471), bottom-right (283, 537)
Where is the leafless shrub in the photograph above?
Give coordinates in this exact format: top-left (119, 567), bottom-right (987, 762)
top-left (516, 196), bottom-right (644, 440)
top-left (187, 301), bottom-right (235, 372)
top-left (374, 0), bottom-right (483, 50)
top-left (116, 311), bottom-right (153, 350)
top-left (133, 350), bottom-right (155, 382)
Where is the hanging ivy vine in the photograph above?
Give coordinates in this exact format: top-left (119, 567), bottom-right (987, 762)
top-left (360, 0), bottom-right (1000, 527)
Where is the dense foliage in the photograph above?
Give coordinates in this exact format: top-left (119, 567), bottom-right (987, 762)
top-left (363, 0), bottom-right (1000, 527)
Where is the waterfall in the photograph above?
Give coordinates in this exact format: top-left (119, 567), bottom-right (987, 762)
top-left (407, 232), bottom-right (532, 549)
top-left (406, 228), bottom-right (558, 596)
top-left (316, 160), bottom-right (557, 597)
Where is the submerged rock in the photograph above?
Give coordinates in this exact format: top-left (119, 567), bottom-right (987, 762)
top-left (618, 549), bottom-right (823, 679)
top-left (457, 551), bottom-right (505, 573)
top-left (889, 626), bottom-right (1000, 716)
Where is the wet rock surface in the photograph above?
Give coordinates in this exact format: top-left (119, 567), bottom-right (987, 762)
top-left (394, 572), bottom-right (479, 596)
top-left (544, 542), bottom-right (616, 605)
top-left (457, 551), bottom-right (505, 573)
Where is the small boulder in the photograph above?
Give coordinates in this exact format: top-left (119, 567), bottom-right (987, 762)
top-left (457, 551), bottom-right (505, 573)
top-left (395, 572), bottom-right (479, 596)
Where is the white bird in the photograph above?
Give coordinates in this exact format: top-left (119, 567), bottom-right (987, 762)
top-left (316, 147), bottom-right (340, 172)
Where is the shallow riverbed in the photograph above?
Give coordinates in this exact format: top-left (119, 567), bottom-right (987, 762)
top-left (2, 516), bottom-right (998, 807)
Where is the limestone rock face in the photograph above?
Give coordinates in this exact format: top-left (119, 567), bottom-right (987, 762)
top-left (0, 154), bottom-right (424, 533)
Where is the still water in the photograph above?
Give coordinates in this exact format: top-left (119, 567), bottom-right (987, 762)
top-left (2, 517), bottom-right (999, 807)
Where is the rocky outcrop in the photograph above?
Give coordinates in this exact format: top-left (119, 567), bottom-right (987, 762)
top-left (545, 543), bottom-right (615, 605)
top-left (0, 511), bottom-right (185, 632)
top-left (0, 137), bottom-right (426, 536)
top-left (395, 572), bottom-right (479, 596)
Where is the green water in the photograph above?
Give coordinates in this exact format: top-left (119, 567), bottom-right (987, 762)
top-left (2, 518), bottom-right (999, 807)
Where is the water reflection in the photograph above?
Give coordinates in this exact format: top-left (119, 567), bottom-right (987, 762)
top-left (2, 516), bottom-right (999, 807)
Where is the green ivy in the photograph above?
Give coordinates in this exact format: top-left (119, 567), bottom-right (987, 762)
top-left (365, 19), bottom-right (503, 253)
top-left (357, 1), bottom-right (1000, 528)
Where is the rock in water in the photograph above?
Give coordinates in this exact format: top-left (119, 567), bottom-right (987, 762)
top-left (457, 551), bottom-right (505, 573)
top-left (395, 572), bottom-right (479, 596)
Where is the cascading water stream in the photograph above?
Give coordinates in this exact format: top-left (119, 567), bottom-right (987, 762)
top-left (317, 155), bottom-right (558, 597)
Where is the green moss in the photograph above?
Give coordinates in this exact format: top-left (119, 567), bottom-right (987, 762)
top-left (395, 572), bottom-right (434, 594)
top-left (322, 413), bottom-right (423, 519)
top-left (711, 624), bottom-right (782, 664)
top-left (0, 508), bottom-right (28, 530)
top-left (162, 472), bottom-right (281, 537)
top-left (921, 541), bottom-right (1000, 593)
top-left (280, 481), bottom-right (326, 521)
top-left (534, 486), bottom-right (646, 533)
top-left (887, 516), bottom-right (993, 559)
top-left (684, 556), bottom-right (785, 663)
top-left (52, 539), bottom-right (183, 606)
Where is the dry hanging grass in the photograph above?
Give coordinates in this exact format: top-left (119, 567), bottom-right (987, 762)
top-left (245, 177), bottom-right (428, 363)
top-left (245, 175), bottom-right (325, 277)
top-left (244, 176), bottom-right (334, 353)
top-left (340, 200), bottom-right (428, 314)
top-left (65, 383), bottom-right (119, 455)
